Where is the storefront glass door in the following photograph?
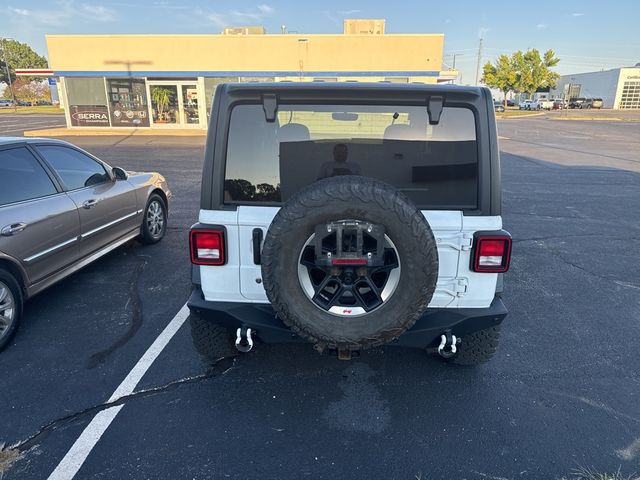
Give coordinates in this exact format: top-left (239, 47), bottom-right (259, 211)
top-left (149, 85), bottom-right (179, 125)
top-left (181, 85), bottom-right (200, 125)
top-left (147, 80), bottom-right (202, 128)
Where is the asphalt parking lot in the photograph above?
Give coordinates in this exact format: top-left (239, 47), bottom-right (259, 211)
top-left (1, 116), bottom-right (640, 479)
top-left (0, 113), bottom-right (66, 136)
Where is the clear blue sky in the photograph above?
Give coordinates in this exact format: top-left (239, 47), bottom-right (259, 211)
top-left (4, 0), bottom-right (639, 85)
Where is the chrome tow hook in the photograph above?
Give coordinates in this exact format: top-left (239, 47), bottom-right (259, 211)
top-left (437, 330), bottom-right (458, 359)
top-left (235, 327), bottom-right (254, 353)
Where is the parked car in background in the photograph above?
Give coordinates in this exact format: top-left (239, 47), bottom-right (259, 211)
top-left (519, 100), bottom-right (537, 110)
top-left (518, 100), bottom-right (534, 110)
top-left (569, 98), bottom-right (586, 109)
top-left (553, 99), bottom-right (567, 110)
top-left (506, 99), bottom-right (516, 107)
top-left (0, 100), bottom-right (14, 108)
top-left (494, 101), bottom-right (505, 112)
top-left (35, 100), bottom-right (53, 106)
top-left (581, 98), bottom-right (603, 109)
top-left (0, 138), bottom-right (172, 350)
top-left (538, 98), bottom-right (554, 110)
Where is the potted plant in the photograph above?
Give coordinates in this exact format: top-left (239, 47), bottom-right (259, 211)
top-left (151, 88), bottom-right (173, 123)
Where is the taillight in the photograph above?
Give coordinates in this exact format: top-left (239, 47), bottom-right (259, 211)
top-left (190, 229), bottom-right (225, 265)
top-left (473, 234), bottom-right (512, 273)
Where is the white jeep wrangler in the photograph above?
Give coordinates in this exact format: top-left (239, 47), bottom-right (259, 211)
top-left (188, 83), bottom-right (511, 365)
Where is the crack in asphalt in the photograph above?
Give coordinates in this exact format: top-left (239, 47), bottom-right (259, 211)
top-left (5, 357), bottom-right (236, 454)
top-left (526, 239), bottom-right (640, 288)
top-left (87, 259), bottom-right (147, 369)
top-left (507, 212), bottom-right (585, 221)
top-left (513, 233), bottom-right (640, 244)
top-left (505, 137), bottom-right (640, 164)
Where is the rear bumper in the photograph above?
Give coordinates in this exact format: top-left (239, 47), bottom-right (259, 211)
top-left (187, 288), bottom-right (508, 349)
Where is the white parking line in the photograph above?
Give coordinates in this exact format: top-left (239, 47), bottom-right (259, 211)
top-left (47, 303), bottom-right (190, 480)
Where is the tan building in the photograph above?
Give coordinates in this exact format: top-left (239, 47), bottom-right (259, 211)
top-left (46, 22), bottom-right (451, 129)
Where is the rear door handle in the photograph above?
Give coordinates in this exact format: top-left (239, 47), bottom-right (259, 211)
top-left (1, 222), bottom-right (28, 236)
top-left (252, 228), bottom-right (264, 265)
top-left (82, 199), bottom-right (98, 209)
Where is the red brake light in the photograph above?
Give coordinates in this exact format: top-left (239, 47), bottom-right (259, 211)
top-left (190, 229), bottom-right (225, 265)
top-left (473, 235), bottom-right (511, 273)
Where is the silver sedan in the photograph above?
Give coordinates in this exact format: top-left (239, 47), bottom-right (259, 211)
top-left (0, 138), bottom-right (172, 350)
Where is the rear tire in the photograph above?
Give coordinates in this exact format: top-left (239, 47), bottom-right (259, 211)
top-left (448, 325), bottom-right (501, 366)
top-left (140, 194), bottom-right (167, 245)
top-left (189, 314), bottom-right (236, 364)
top-left (0, 270), bottom-right (22, 352)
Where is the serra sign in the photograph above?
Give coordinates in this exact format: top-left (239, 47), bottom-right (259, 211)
top-left (69, 105), bottom-right (110, 127)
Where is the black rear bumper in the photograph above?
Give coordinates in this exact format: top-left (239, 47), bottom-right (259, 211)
top-left (187, 288), bottom-right (508, 349)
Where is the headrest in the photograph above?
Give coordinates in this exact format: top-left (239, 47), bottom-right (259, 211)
top-left (383, 124), bottom-right (424, 141)
top-left (279, 123), bottom-right (310, 142)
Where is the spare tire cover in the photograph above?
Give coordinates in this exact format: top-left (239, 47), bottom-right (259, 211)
top-left (261, 175), bottom-right (439, 350)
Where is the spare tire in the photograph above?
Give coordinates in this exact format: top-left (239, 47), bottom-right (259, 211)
top-left (261, 176), bottom-right (438, 351)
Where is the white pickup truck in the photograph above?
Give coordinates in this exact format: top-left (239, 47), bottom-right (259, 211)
top-left (537, 98), bottom-right (554, 110)
top-left (520, 99), bottom-right (553, 110)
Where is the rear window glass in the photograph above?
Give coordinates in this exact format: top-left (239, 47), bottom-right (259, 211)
top-left (224, 104), bottom-right (478, 209)
top-left (0, 147), bottom-right (57, 206)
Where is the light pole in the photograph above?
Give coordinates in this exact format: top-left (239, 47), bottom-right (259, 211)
top-left (1, 37), bottom-right (17, 112)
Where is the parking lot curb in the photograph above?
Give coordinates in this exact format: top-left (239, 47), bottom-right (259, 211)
top-left (496, 112), bottom-right (546, 119)
top-left (550, 117), bottom-right (631, 122)
top-left (24, 128), bottom-right (207, 137)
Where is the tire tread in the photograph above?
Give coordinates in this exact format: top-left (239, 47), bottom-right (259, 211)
top-left (261, 176), bottom-right (438, 350)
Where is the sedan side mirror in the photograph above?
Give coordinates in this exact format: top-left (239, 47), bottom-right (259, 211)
top-left (113, 167), bottom-right (128, 180)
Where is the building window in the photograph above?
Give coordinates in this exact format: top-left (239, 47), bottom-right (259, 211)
top-left (106, 78), bottom-right (150, 127)
top-left (203, 77), bottom-right (239, 113)
top-left (620, 81), bottom-right (640, 109)
top-left (65, 77), bottom-right (110, 127)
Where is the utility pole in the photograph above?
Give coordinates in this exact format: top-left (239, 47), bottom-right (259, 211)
top-left (453, 53), bottom-right (464, 70)
top-left (475, 37), bottom-right (484, 85)
top-left (1, 37), bottom-right (17, 112)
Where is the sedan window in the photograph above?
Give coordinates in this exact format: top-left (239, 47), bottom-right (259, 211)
top-left (0, 147), bottom-right (57, 206)
top-left (36, 146), bottom-right (110, 191)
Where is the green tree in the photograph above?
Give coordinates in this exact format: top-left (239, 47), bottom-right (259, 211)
top-left (513, 48), bottom-right (560, 98)
top-left (481, 54), bottom-right (517, 107)
top-left (481, 49), bottom-right (560, 102)
top-left (0, 39), bottom-right (48, 85)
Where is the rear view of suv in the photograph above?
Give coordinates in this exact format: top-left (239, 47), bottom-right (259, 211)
top-left (188, 83), bottom-right (511, 365)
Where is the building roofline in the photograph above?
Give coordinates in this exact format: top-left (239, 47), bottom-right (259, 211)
top-left (558, 66), bottom-right (640, 77)
top-left (45, 33), bottom-right (444, 39)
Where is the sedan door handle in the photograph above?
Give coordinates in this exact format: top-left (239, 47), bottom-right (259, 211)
top-left (82, 199), bottom-right (99, 209)
top-left (1, 222), bottom-right (28, 236)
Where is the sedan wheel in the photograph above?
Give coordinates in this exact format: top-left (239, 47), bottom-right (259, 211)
top-left (146, 200), bottom-right (165, 237)
top-left (140, 194), bottom-right (167, 244)
top-left (0, 282), bottom-right (15, 339)
top-left (0, 270), bottom-right (22, 351)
